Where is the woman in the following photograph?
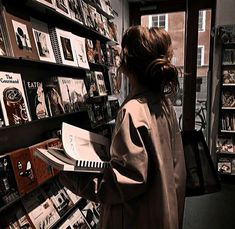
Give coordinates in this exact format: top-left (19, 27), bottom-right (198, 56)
top-left (60, 26), bottom-right (186, 229)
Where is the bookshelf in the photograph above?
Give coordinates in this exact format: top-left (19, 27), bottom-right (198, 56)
top-left (216, 24), bottom-right (235, 179)
top-left (0, 0), bottom-right (120, 228)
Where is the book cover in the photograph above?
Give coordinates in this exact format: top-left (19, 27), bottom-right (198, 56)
top-left (216, 137), bottom-right (234, 153)
top-left (72, 35), bottom-right (90, 69)
top-left (85, 39), bottom-right (96, 63)
top-left (87, 102), bottom-right (106, 128)
top-left (219, 24), bottom-right (235, 44)
top-left (9, 148), bottom-right (38, 195)
top-left (35, 122), bottom-right (110, 173)
top-left (24, 80), bottom-right (49, 120)
top-left (101, 15), bottom-right (110, 38)
top-left (43, 179), bottom-right (73, 216)
top-left (223, 70), bottom-right (235, 84)
top-left (88, 4), bottom-right (98, 32)
top-left (221, 113), bottom-right (235, 131)
top-left (0, 71), bottom-right (31, 126)
top-left (0, 203), bottom-right (34, 228)
top-left (222, 90), bottom-right (235, 107)
top-left (108, 67), bottom-right (121, 95)
top-left (44, 76), bottom-right (65, 117)
top-left (1, 5), bottom-right (39, 59)
top-left (58, 76), bottom-right (76, 113)
top-left (28, 140), bottom-right (54, 185)
top-left (0, 24), bottom-right (8, 56)
top-left (106, 95), bottom-right (119, 120)
top-left (218, 158), bottom-right (232, 174)
top-left (35, 0), bottom-right (55, 8)
top-left (54, 0), bottom-right (70, 18)
top-left (222, 48), bottom-right (235, 65)
top-left (68, 0), bottom-right (84, 24)
top-left (63, 186), bottom-right (81, 204)
top-left (94, 71), bottom-right (107, 96)
top-left (85, 71), bottom-right (99, 97)
top-left (22, 187), bottom-right (60, 229)
top-left (81, 201), bottom-right (99, 229)
top-left (81, 0), bottom-right (94, 29)
top-left (96, 12), bottom-right (105, 35)
top-left (73, 78), bottom-right (88, 111)
top-left (0, 154), bottom-right (19, 207)
top-left (31, 17), bottom-right (56, 63)
top-left (55, 27), bottom-right (78, 66)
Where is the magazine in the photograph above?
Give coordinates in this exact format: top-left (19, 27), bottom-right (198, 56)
top-left (35, 122), bottom-right (110, 172)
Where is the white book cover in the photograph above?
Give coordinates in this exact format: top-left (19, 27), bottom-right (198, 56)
top-left (35, 122), bottom-right (110, 173)
top-left (94, 71), bottom-right (107, 96)
top-left (31, 17), bottom-right (56, 63)
top-left (54, 0), bottom-right (71, 18)
top-left (58, 76), bottom-right (75, 113)
top-left (64, 186), bottom-right (82, 204)
top-left (72, 35), bottom-right (90, 69)
top-left (0, 71), bottom-right (31, 126)
top-left (55, 28), bottom-right (78, 66)
top-left (22, 188), bottom-right (60, 229)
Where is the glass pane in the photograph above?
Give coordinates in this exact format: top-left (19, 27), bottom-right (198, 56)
top-left (196, 9), bottom-right (212, 136)
top-left (141, 12), bottom-right (185, 125)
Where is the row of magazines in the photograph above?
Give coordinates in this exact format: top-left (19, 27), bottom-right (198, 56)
top-left (0, 69), bottom-right (120, 128)
top-left (0, 1), bottom-right (119, 67)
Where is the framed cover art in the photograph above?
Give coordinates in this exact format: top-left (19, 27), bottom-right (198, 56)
top-left (94, 71), bottom-right (107, 96)
top-left (1, 7), bottom-right (39, 60)
top-left (0, 71), bottom-right (31, 126)
top-left (31, 17), bottom-right (56, 63)
top-left (55, 28), bottom-right (78, 66)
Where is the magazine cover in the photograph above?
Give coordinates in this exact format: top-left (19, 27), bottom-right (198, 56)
top-left (108, 67), bottom-right (120, 95)
top-left (1, 6), bottom-right (39, 59)
top-left (0, 154), bottom-right (19, 207)
top-left (94, 71), bottom-right (107, 96)
top-left (54, 0), bottom-right (70, 17)
top-left (44, 76), bottom-right (65, 117)
top-left (24, 80), bottom-right (49, 120)
top-left (86, 39), bottom-right (96, 63)
top-left (88, 4), bottom-right (98, 32)
top-left (31, 17), bottom-right (56, 63)
top-left (58, 76), bottom-right (75, 113)
top-left (9, 148), bottom-right (38, 195)
top-left (222, 90), bottom-right (235, 107)
top-left (223, 70), bottom-right (235, 84)
top-left (218, 158), bottom-right (232, 174)
top-left (68, 0), bottom-right (84, 24)
top-left (72, 35), bottom-right (90, 69)
top-left (0, 71), bottom-right (31, 126)
top-left (22, 187), bottom-right (60, 229)
top-left (101, 15), bottom-right (110, 38)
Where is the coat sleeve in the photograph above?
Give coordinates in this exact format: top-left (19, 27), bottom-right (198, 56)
top-left (59, 108), bottom-right (151, 204)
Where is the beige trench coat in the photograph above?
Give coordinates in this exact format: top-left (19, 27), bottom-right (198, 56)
top-left (60, 89), bottom-right (186, 229)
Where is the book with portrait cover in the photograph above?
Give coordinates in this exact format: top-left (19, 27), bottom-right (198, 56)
top-left (24, 80), bottom-right (49, 120)
top-left (49, 27), bottom-right (78, 67)
top-left (58, 76), bottom-right (75, 113)
top-left (73, 78), bottom-right (88, 111)
top-left (0, 154), bottom-right (19, 207)
top-left (85, 38), bottom-right (96, 63)
top-left (8, 148), bottom-right (38, 195)
top-left (44, 76), bottom-right (65, 117)
top-left (1, 5), bottom-right (39, 59)
top-left (0, 71), bottom-right (31, 126)
top-left (68, 0), bottom-right (84, 24)
top-left (31, 17), bottom-right (56, 63)
top-left (35, 122), bottom-right (110, 173)
top-left (72, 35), bottom-right (90, 69)
top-left (22, 187), bottom-right (60, 229)
top-left (0, 203), bottom-right (34, 229)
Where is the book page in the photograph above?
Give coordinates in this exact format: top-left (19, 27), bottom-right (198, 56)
top-left (62, 122), bottom-right (110, 162)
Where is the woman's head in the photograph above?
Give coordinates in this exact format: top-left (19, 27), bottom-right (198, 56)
top-left (119, 25), bottom-right (179, 97)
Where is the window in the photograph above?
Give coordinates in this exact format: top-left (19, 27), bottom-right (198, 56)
top-left (149, 14), bottom-right (168, 30)
top-left (198, 10), bottom-right (205, 32)
top-left (197, 46), bottom-right (204, 66)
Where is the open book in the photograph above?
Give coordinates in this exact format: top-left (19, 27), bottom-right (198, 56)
top-left (35, 123), bottom-right (110, 173)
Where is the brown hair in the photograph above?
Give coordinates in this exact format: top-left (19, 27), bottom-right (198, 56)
top-left (119, 25), bottom-right (180, 98)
